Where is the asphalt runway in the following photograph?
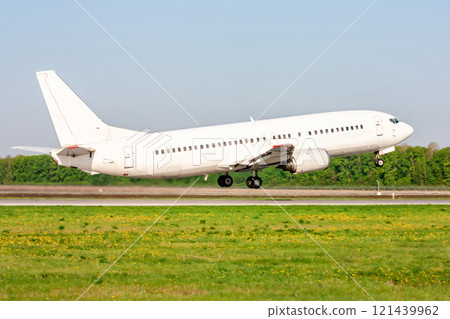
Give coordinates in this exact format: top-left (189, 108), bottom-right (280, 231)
top-left (0, 198), bottom-right (448, 206)
top-left (1, 185), bottom-right (449, 199)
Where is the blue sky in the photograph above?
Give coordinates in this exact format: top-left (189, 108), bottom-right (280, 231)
top-left (1, 0), bottom-right (449, 156)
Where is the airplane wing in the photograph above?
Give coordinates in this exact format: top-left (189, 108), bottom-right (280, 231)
top-left (220, 144), bottom-right (295, 172)
top-left (244, 144), bottom-right (294, 171)
top-left (219, 143), bottom-right (330, 175)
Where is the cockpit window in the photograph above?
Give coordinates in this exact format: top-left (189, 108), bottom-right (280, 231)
top-left (390, 118), bottom-right (399, 124)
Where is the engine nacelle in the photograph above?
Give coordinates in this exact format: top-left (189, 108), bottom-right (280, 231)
top-left (279, 148), bottom-right (330, 174)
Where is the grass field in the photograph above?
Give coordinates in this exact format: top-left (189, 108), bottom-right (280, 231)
top-left (0, 205), bottom-right (448, 300)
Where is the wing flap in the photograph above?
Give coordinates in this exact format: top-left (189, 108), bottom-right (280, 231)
top-left (225, 144), bottom-right (294, 172)
top-left (250, 144), bottom-right (294, 168)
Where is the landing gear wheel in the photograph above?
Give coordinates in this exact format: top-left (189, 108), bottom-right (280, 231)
top-left (246, 176), bottom-right (254, 188)
top-left (217, 175), bottom-right (225, 187)
top-left (374, 151), bottom-right (384, 167)
top-left (218, 175), bottom-right (233, 187)
top-left (246, 176), bottom-right (262, 189)
top-left (375, 158), bottom-right (384, 167)
top-left (253, 176), bottom-right (262, 189)
top-left (223, 175), bottom-right (233, 187)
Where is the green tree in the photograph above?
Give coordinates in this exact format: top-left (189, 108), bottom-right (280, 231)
top-left (1, 145), bottom-right (448, 187)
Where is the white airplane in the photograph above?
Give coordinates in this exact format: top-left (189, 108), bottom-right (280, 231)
top-left (13, 70), bottom-right (413, 189)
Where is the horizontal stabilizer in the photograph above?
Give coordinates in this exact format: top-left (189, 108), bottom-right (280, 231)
top-left (10, 146), bottom-right (53, 154)
top-left (55, 146), bottom-right (95, 157)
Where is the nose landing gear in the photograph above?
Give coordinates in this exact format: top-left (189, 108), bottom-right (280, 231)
top-left (374, 152), bottom-right (384, 167)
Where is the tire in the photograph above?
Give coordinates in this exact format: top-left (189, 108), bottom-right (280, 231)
top-left (253, 177), bottom-right (262, 189)
top-left (217, 175), bottom-right (225, 187)
top-left (223, 175), bottom-right (233, 187)
top-left (246, 176), bottom-right (255, 188)
top-left (377, 159), bottom-right (384, 167)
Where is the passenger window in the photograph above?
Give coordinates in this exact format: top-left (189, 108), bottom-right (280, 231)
top-left (288, 133), bottom-right (291, 138)
top-left (314, 130), bottom-right (318, 135)
top-left (298, 132), bottom-right (301, 137)
top-left (346, 127), bottom-right (349, 131)
top-left (331, 128), bottom-right (334, 133)
top-left (351, 126), bottom-right (354, 130)
top-left (355, 125), bottom-right (358, 130)
top-left (234, 140), bottom-right (238, 145)
top-left (155, 150), bottom-right (159, 155)
top-left (262, 137), bottom-right (266, 141)
top-left (320, 130), bottom-right (323, 134)
top-left (278, 135), bottom-right (281, 139)
top-left (194, 145), bottom-right (198, 150)
top-left (178, 147), bottom-right (181, 152)
top-left (250, 138), bottom-right (254, 143)
top-left (245, 139), bottom-right (248, 143)
top-left (256, 137), bottom-right (260, 142)
top-left (239, 140), bottom-right (243, 144)
top-left (206, 144), bottom-right (209, 149)
top-left (361, 125), bottom-right (363, 129)
top-left (283, 134), bottom-right (286, 139)
top-left (161, 150), bottom-right (165, 154)
top-left (200, 145), bottom-right (204, 149)
top-left (309, 131), bottom-right (312, 135)
top-left (218, 142), bottom-right (221, 147)
top-left (325, 129), bottom-right (328, 133)
top-left (189, 146), bottom-right (192, 151)
top-left (167, 149), bottom-right (171, 154)
top-left (173, 148), bottom-right (176, 153)
top-left (223, 141), bottom-right (227, 146)
top-left (336, 128), bottom-right (339, 132)
top-left (212, 143), bottom-right (215, 148)
top-left (273, 135), bottom-right (276, 139)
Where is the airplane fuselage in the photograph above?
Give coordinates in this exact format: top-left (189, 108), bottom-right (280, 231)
top-left (55, 110), bottom-right (413, 179)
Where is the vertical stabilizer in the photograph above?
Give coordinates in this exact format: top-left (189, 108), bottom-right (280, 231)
top-left (36, 70), bottom-right (110, 146)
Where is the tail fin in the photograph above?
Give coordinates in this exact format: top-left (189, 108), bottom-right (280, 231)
top-left (36, 70), bottom-right (110, 146)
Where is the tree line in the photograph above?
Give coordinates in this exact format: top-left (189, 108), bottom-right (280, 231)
top-left (0, 144), bottom-right (448, 187)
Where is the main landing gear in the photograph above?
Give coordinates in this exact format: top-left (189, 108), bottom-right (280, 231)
top-left (217, 174), bottom-right (233, 187)
top-left (218, 172), bottom-right (264, 188)
top-left (246, 171), bottom-right (262, 189)
top-left (374, 152), bottom-right (384, 167)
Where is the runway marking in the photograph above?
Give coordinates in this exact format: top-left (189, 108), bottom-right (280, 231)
top-left (0, 199), bottom-right (448, 206)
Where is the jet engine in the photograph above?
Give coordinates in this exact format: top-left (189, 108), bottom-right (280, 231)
top-left (278, 148), bottom-right (330, 174)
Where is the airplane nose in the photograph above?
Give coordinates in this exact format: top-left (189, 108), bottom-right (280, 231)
top-left (401, 122), bottom-right (414, 139)
top-left (405, 123), bottom-right (414, 137)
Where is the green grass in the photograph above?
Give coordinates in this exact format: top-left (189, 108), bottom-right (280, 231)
top-left (0, 205), bottom-right (448, 300)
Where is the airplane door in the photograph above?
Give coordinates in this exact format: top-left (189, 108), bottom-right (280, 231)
top-left (374, 116), bottom-right (383, 136)
top-left (123, 146), bottom-right (134, 168)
